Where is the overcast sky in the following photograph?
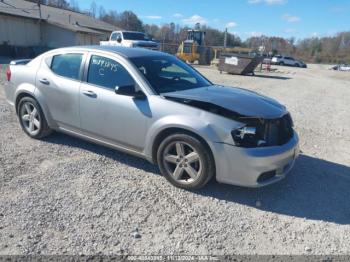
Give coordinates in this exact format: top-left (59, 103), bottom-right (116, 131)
top-left (78, 0), bottom-right (350, 39)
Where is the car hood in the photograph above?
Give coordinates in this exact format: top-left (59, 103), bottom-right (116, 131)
top-left (162, 85), bottom-right (287, 119)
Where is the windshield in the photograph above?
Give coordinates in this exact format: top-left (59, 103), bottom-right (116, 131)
top-left (123, 32), bottom-right (149, 41)
top-left (130, 55), bottom-right (212, 94)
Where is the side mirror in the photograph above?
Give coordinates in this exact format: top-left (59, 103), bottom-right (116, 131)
top-left (115, 85), bottom-right (146, 99)
top-left (117, 36), bottom-right (122, 43)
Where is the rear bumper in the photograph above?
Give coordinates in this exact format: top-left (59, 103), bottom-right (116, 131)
top-left (213, 131), bottom-right (299, 187)
top-left (3, 81), bottom-right (15, 106)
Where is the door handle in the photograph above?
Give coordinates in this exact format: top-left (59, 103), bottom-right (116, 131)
top-left (82, 90), bottom-right (97, 98)
top-left (39, 78), bottom-right (50, 85)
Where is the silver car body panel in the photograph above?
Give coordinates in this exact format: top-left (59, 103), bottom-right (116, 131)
top-left (4, 66), bottom-right (37, 107)
top-left (3, 46), bottom-right (299, 187)
top-left (214, 132), bottom-right (299, 187)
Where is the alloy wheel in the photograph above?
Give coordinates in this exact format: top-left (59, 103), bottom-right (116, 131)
top-left (162, 141), bottom-right (203, 185)
top-left (20, 102), bottom-right (41, 136)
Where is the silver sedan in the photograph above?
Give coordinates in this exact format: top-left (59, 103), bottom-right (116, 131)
top-left (4, 46), bottom-right (299, 189)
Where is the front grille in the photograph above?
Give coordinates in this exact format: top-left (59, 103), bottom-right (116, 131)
top-left (265, 113), bottom-right (294, 146)
top-left (257, 171), bottom-right (276, 183)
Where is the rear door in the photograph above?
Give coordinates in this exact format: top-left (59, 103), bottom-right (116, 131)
top-left (36, 52), bottom-right (86, 129)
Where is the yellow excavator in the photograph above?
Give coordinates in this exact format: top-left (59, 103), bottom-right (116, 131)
top-left (176, 30), bottom-right (211, 65)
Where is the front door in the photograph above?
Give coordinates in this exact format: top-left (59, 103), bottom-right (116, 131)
top-left (79, 54), bottom-right (148, 151)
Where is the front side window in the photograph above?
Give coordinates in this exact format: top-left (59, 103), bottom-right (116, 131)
top-left (110, 33), bottom-right (117, 41)
top-left (87, 55), bottom-right (135, 89)
top-left (130, 55), bottom-right (211, 94)
top-left (51, 53), bottom-right (83, 80)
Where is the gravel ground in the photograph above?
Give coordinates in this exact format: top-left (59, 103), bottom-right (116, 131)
top-left (0, 64), bottom-right (350, 255)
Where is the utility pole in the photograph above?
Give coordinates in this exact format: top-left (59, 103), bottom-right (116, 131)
top-left (224, 28), bottom-right (227, 51)
top-left (37, 0), bottom-right (43, 44)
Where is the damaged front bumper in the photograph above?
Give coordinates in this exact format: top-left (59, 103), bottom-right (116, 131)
top-left (213, 131), bottom-right (299, 187)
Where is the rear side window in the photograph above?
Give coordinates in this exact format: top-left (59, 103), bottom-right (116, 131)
top-left (51, 54), bottom-right (83, 80)
top-left (87, 55), bottom-right (135, 89)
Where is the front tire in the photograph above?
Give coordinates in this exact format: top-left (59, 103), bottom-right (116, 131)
top-left (157, 133), bottom-right (215, 190)
top-left (17, 97), bottom-right (52, 139)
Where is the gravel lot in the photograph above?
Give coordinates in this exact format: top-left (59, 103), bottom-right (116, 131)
top-left (0, 63), bottom-right (350, 255)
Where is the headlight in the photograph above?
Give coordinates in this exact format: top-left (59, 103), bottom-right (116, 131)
top-left (231, 113), bottom-right (294, 148)
top-left (231, 126), bottom-right (267, 148)
top-left (233, 126), bottom-right (256, 139)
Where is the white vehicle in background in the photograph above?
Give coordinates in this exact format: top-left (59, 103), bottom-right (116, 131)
top-left (331, 64), bottom-right (350, 71)
top-left (271, 55), bottom-right (307, 68)
top-left (100, 31), bottom-right (159, 50)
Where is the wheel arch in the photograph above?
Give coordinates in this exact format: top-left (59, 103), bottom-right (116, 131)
top-left (150, 127), bottom-right (215, 168)
top-left (15, 92), bottom-right (36, 114)
top-left (15, 91), bottom-right (56, 128)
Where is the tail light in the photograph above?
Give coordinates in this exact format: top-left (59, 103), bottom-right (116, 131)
top-left (6, 67), bottom-right (11, 82)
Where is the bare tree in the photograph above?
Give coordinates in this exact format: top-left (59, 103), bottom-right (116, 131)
top-left (90, 1), bottom-right (97, 18)
top-left (98, 6), bottom-right (106, 19)
top-left (47, 0), bottom-right (69, 8)
top-left (69, 0), bottom-right (79, 11)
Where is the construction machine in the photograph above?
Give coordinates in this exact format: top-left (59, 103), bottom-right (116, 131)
top-left (176, 30), bottom-right (211, 65)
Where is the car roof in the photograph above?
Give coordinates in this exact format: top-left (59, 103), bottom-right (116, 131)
top-left (53, 45), bottom-right (169, 59)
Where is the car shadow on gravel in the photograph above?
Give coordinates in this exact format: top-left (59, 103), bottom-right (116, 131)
top-left (252, 74), bottom-right (292, 80)
top-left (42, 132), bottom-right (160, 174)
top-left (196, 154), bottom-right (350, 225)
top-left (42, 133), bottom-right (350, 224)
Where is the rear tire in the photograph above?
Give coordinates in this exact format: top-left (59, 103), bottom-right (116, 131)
top-left (17, 97), bottom-right (52, 139)
top-left (157, 133), bottom-right (215, 190)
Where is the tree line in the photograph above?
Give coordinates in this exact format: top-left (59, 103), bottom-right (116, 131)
top-left (27, 0), bottom-right (350, 64)
top-left (245, 33), bottom-right (350, 64)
